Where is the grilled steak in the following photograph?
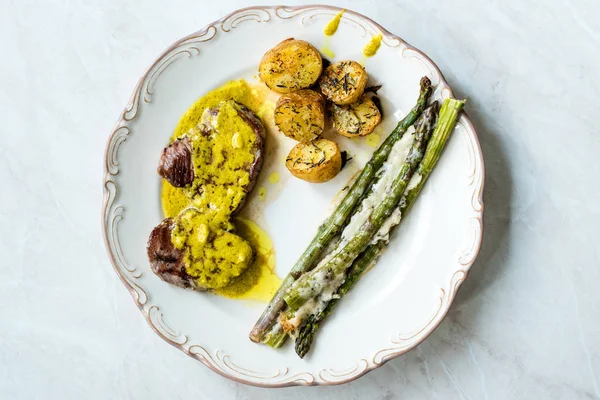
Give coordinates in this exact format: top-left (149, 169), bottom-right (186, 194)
top-left (149, 100), bottom-right (266, 291)
top-left (233, 102), bottom-right (265, 194)
top-left (147, 218), bottom-right (204, 290)
top-left (157, 137), bottom-right (194, 188)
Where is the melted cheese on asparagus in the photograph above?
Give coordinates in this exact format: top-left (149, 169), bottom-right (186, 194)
top-left (339, 127), bottom-right (415, 246)
top-left (291, 128), bottom-right (417, 313)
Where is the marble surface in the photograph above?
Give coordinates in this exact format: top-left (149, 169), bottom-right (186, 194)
top-left (1, 0), bottom-right (599, 398)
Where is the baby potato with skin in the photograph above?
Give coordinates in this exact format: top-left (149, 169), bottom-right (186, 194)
top-left (259, 39), bottom-right (323, 93)
top-left (331, 95), bottom-right (382, 137)
top-left (285, 138), bottom-right (342, 183)
top-left (274, 90), bottom-right (325, 142)
top-left (319, 60), bottom-right (368, 105)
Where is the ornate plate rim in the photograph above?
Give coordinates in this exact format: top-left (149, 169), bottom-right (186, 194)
top-left (102, 4), bottom-right (485, 387)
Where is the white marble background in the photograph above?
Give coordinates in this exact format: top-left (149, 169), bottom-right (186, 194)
top-left (1, 0), bottom-right (599, 398)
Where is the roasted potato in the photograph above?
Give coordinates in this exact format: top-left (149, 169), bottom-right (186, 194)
top-left (285, 138), bottom-right (342, 183)
top-left (274, 90), bottom-right (325, 142)
top-left (319, 60), bottom-right (368, 105)
top-left (331, 95), bottom-right (382, 137)
top-left (259, 39), bottom-right (323, 93)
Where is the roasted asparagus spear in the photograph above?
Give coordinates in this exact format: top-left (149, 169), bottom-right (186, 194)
top-left (294, 98), bottom-right (466, 357)
top-left (250, 77), bottom-right (433, 343)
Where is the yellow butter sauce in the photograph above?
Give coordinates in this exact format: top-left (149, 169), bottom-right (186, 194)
top-left (162, 180), bottom-right (280, 297)
top-left (363, 34), bottom-right (382, 58)
top-left (323, 10), bottom-right (345, 36)
top-left (268, 172), bottom-right (280, 184)
top-left (320, 42), bottom-right (336, 59)
top-left (216, 218), bottom-right (281, 301)
top-left (171, 80), bottom-right (266, 141)
top-left (257, 186), bottom-right (267, 201)
top-left (184, 100), bottom-right (257, 226)
top-left (366, 133), bottom-right (381, 148)
top-left (161, 80), bottom-right (280, 300)
top-left (161, 179), bottom-right (189, 219)
top-left (321, 10), bottom-right (344, 59)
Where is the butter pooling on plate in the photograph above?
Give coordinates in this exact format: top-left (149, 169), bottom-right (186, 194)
top-left (161, 80), bottom-right (280, 299)
top-left (217, 217), bottom-right (279, 301)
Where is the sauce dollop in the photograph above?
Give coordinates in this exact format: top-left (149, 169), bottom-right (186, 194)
top-left (323, 10), bottom-right (345, 36)
top-left (363, 34), bottom-right (382, 57)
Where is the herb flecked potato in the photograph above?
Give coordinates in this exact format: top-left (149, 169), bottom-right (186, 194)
top-left (285, 138), bottom-right (342, 183)
top-left (274, 90), bottom-right (325, 142)
top-left (331, 95), bottom-right (382, 137)
top-left (259, 39), bottom-right (323, 93)
top-left (319, 60), bottom-right (368, 105)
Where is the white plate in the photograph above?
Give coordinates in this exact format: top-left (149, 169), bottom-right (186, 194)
top-left (102, 5), bottom-right (484, 387)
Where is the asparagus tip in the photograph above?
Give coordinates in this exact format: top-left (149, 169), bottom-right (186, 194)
top-left (429, 100), bottom-right (440, 113)
top-left (419, 76), bottom-right (432, 89)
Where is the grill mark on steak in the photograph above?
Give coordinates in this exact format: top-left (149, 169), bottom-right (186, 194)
top-left (157, 137), bottom-right (194, 187)
top-left (147, 218), bottom-right (204, 290)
